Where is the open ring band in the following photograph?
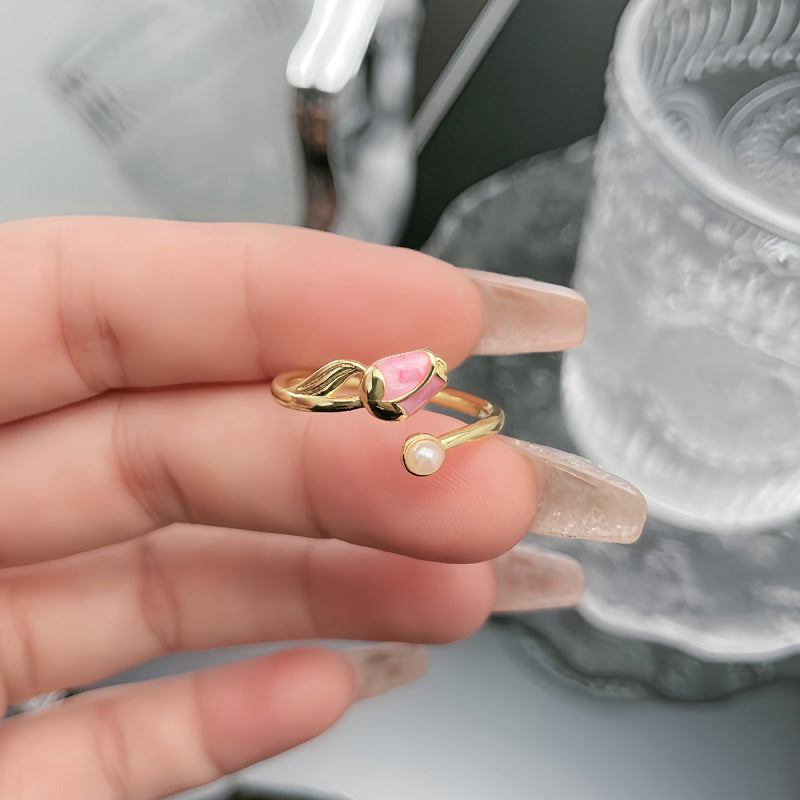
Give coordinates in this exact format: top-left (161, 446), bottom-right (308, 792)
top-left (271, 349), bottom-right (504, 476)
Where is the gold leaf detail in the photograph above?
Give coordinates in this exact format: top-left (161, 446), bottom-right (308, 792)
top-left (294, 361), bottom-right (364, 396)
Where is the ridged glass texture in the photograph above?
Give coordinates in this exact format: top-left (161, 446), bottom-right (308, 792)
top-left (563, 0), bottom-right (800, 534)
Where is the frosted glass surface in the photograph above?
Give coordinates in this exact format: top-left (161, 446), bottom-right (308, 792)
top-left (425, 139), bottom-right (800, 695)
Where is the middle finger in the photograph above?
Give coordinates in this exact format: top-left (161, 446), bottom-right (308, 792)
top-left (0, 383), bottom-right (539, 566)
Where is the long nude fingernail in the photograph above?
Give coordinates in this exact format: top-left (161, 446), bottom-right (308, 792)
top-left (345, 643), bottom-right (428, 700)
top-left (502, 437), bottom-right (647, 543)
top-left (492, 543), bottom-right (585, 612)
top-left (463, 268), bottom-right (588, 355)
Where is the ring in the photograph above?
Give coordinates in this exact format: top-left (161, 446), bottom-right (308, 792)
top-left (5, 689), bottom-right (75, 718)
top-left (271, 349), bottom-right (504, 476)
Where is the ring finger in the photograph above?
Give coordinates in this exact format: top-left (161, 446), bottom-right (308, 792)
top-left (0, 525), bottom-right (584, 708)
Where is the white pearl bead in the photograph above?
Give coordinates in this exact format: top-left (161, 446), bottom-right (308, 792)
top-left (404, 437), bottom-right (445, 476)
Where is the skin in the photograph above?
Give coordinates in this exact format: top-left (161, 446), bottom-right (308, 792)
top-left (0, 217), bottom-right (558, 800)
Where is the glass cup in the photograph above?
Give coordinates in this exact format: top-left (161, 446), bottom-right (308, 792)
top-left (562, 0), bottom-right (800, 534)
top-left (54, 0), bottom-right (313, 225)
top-left (52, 0), bottom-right (422, 243)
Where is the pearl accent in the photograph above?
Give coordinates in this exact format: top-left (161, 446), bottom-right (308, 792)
top-left (404, 436), bottom-right (446, 476)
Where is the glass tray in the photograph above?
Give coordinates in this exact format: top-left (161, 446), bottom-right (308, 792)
top-left (424, 139), bottom-right (800, 700)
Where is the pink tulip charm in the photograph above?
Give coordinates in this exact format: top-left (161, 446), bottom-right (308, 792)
top-left (363, 349), bottom-right (448, 420)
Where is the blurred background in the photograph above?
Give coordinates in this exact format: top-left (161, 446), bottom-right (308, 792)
top-left (2, 0), bottom-right (630, 238)
top-left (404, 0), bottom-right (627, 247)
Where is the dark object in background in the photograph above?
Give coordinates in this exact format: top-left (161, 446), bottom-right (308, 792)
top-left (225, 788), bottom-right (349, 800)
top-left (404, 0), bottom-right (629, 248)
top-left (413, 0), bottom-right (491, 108)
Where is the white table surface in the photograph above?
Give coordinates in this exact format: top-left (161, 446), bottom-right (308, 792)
top-left (119, 627), bottom-right (798, 800)
top-left (3, 3), bottom-right (799, 799)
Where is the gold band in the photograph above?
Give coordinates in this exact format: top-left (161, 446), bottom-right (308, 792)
top-left (271, 349), bottom-right (504, 476)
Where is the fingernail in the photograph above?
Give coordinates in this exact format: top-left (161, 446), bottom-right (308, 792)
top-left (345, 643), bottom-right (428, 700)
top-left (464, 268), bottom-right (588, 355)
top-left (502, 437), bottom-right (647, 543)
top-left (492, 543), bottom-right (585, 612)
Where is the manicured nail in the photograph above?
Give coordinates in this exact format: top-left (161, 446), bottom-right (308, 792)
top-left (345, 643), bottom-right (428, 700)
top-left (502, 437), bottom-right (647, 543)
top-left (463, 268), bottom-right (588, 355)
top-left (492, 543), bottom-right (585, 612)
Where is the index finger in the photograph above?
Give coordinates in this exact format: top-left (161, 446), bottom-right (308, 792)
top-left (0, 217), bottom-right (586, 423)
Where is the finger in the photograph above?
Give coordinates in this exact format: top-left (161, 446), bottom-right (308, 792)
top-left (0, 217), bottom-right (586, 422)
top-left (0, 526), bottom-right (504, 705)
top-left (0, 385), bottom-right (537, 566)
top-left (0, 528), bottom-right (583, 714)
top-left (0, 644), bottom-right (425, 800)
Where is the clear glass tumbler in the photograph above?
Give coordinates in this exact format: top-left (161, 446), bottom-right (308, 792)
top-left (53, 0), bottom-right (422, 243)
top-left (563, 0), bottom-right (800, 534)
top-left (54, 0), bottom-right (311, 225)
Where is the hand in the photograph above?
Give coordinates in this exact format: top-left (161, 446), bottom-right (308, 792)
top-left (0, 217), bottom-right (644, 799)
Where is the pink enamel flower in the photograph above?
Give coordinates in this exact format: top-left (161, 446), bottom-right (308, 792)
top-left (369, 349), bottom-right (447, 417)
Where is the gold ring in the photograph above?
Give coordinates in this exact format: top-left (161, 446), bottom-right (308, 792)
top-left (271, 349), bottom-right (504, 476)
